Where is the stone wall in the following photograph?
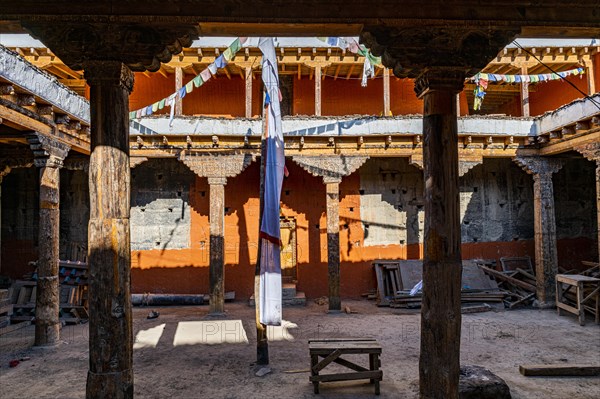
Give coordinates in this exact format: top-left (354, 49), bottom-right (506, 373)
top-left (130, 158), bottom-right (194, 250)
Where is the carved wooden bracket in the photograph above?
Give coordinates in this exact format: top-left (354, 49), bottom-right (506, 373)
top-left (575, 143), bottom-right (600, 163)
top-left (360, 26), bottom-right (518, 79)
top-left (513, 156), bottom-right (564, 177)
top-left (292, 155), bottom-right (369, 184)
top-left (26, 132), bottom-right (70, 168)
top-left (129, 156), bottom-right (149, 169)
top-left (458, 160), bottom-right (483, 177)
top-left (23, 22), bottom-right (198, 72)
top-left (0, 148), bottom-right (34, 182)
top-left (179, 152), bottom-right (255, 182)
top-left (414, 67), bottom-right (466, 98)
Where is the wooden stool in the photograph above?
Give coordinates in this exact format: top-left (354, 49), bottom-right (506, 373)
top-left (309, 338), bottom-right (382, 395)
top-left (556, 274), bottom-right (600, 326)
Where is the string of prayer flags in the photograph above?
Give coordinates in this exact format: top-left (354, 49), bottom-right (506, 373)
top-left (472, 67), bottom-right (585, 110)
top-left (317, 37), bottom-right (382, 86)
top-left (130, 37), bottom-right (246, 121)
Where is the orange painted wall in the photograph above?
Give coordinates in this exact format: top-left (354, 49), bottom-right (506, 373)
top-left (529, 74), bottom-right (589, 116)
top-left (293, 76), bottom-right (424, 116)
top-left (130, 73), bottom-right (263, 117)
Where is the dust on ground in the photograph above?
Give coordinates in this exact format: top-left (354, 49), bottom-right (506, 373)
top-left (1, 300), bottom-right (599, 399)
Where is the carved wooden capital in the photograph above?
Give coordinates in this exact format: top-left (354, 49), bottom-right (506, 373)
top-left (513, 156), bottom-right (564, 178)
top-left (575, 143), bottom-right (600, 163)
top-left (292, 155), bottom-right (368, 183)
top-left (414, 67), bottom-right (466, 98)
top-left (83, 61), bottom-right (135, 93)
top-left (23, 22), bottom-right (198, 73)
top-left (207, 177), bottom-right (228, 186)
top-left (360, 26), bottom-right (517, 79)
top-left (179, 152), bottom-right (255, 179)
top-left (26, 132), bottom-right (70, 168)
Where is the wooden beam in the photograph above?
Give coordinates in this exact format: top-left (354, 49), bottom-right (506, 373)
top-left (520, 364), bottom-right (600, 377)
top-left (333, 64), bottom-right (341, 80)
top-left (345, 64), bottom-right (355, 79)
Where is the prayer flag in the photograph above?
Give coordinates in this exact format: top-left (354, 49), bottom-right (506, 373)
top-left (193, 75), bottom-right (203, 88)
top-left (258, 37), bottom-right (285, 326)
top-left (185, 80), bottom-right (194, 94)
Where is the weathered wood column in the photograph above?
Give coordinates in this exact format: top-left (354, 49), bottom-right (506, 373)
top-left (208, 177), bottom-right (226, 314)
top-left (414, 68), bottom-right (465, 399)
top-left (245, 66), bottom-right (253, 118)
top-left (520, 65), bottom-right (530, 117)
top-left (383, 67), bottom-right (391, 116)
top-left (180, 153), bottom-right (255, 314)
top-left (514, 156), bottom-right (564, 306)
top-left (175, 66), bottom-right (183, 116)
top-left (27, 133), bottom-right (70, 346)
top-left (325, 177), bottom-right (342, 311)
top-left (315, 65), bottom-right (322, 116)
top-left (84, 61), bottom-right (135, 398)
top-left (575, 143), bottom-right (600, 262)
top-left (292, 155), bottom-right (368, 312)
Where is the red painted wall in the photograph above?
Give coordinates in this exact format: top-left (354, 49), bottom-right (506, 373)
top-left (529, 74), bottom-right (589, 116)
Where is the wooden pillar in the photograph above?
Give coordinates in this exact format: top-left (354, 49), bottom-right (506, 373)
top-left (83, 61), bottom-right (134, 399)
top-left (414, 68), bottom-right (465, 399)
top-left (325, 178), bottom-right (341, 312)
top-left (175, 66), bottom-right (183, 116)
top-left (383, 67), bottom-right (390, 116)
top-left (514, 156), bottom-right (563, 307)
top-left (520, 65), bottom-right (530, 117)
top-left (315, 65), bottom-right (322, 116)
top-left (245, 66), bottom-right (253, 118)
top-left (587, 56), bottom-right (597, 95)
top-left (208, 177), bottom-right (226, 314)
top-left (27, 133), bottom-right (70, 346)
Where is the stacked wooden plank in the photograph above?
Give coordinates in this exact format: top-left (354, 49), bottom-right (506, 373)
top-left (373, 259), bottom-right (504, 309)
top-left (479, 265), bottom-right (536, 308)
top-left (9, 259), bottom-right (89, 325)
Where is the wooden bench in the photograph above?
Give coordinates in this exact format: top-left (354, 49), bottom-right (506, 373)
top-left (309, 338), bottom-right (382, 395)
top-left (556, 274), bottom-right (600, 326)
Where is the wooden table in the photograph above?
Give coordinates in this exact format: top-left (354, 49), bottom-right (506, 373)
top-left (309, 338), bottom-right (382, 395)
top-left (556, 274), bottom-right (600, 326)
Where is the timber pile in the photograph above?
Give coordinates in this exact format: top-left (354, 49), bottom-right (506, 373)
top-left (479, 266), bottom-right (536, 309)
top-left (9, 259), bottom-right (89, 325)
top-left (372, 260), bottom-right (504, 310)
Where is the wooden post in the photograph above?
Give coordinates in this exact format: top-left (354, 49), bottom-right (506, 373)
top-left (83, 61), bottom-right (134, 399)
top-left (383, 67), bottom-right (390, 116)
top-left (315, 65), bottom-right (322, 116)
top-left (175, 66), bottom-right (183, 116)
top-left (587, 56), bottom-right (597, 95)
top-left (245, 66), bottom-right (253, 118)
top-left (27, 133), bottom-right (70, 346)
top-left (208, 177), bottom-right (226, 314)
top-left (597, 161), bottom-right (600, 262)
top-left (520, 65), bottom-right (530, 117)
top-left (514, 156), bottom-right (563, 306)
top-left (325, 178), bottom-right (341, 312)
top-left (415, 68), bottom-right (465, 399)
top-left (254, 97), bottom-right (268, 365)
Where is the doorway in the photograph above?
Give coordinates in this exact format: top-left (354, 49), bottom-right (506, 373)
top-left (280, 217), bottom-right (297, 283)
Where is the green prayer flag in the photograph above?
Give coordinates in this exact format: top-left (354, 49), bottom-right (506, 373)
top-left (193, 75), bottom-right (203, 88)
top-left (158, 99), bottom-right (166, 109)
top-left (185, 80), bottom-right (194, 93)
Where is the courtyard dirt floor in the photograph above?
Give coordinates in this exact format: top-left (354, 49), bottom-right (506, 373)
top-left (0, 300), bottom-right (599, 398)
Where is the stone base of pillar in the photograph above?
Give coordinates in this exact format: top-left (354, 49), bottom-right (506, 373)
top-left (87, 369), bottom-right (133, 399)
